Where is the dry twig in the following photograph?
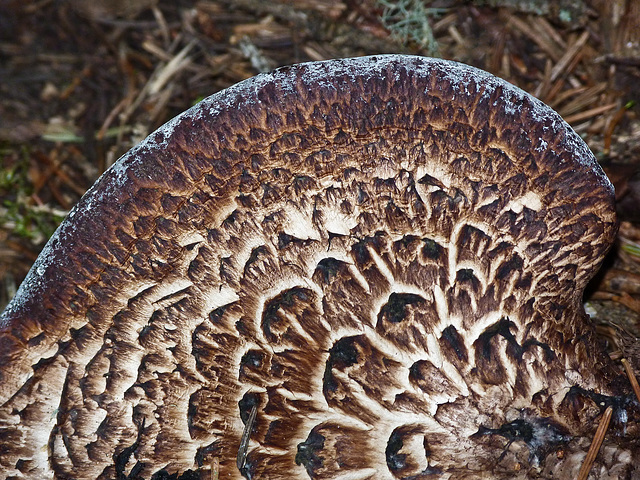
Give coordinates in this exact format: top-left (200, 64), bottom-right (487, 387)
top-left (621, 358), bottom-right (640, 404)
top-left (576, 406), bottom-right (613, 480)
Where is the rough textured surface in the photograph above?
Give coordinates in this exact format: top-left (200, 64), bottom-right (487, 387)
top-left (0, 55), bottom-right (637, 479)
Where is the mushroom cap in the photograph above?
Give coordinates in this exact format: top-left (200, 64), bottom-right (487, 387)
top-left (0, 55), bottom-right (636, 479)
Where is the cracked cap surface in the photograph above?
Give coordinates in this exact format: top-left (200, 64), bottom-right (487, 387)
top-left (0, 55), bottom-right (636, 479)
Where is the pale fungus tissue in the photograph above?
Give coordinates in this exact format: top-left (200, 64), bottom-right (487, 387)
top-left (0, 55), bottom-right (638, 479)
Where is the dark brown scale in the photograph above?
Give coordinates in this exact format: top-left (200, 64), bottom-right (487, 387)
top-left (0, 55), bottom-right (636, 480)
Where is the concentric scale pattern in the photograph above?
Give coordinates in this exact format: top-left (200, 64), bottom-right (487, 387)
top-left (0, 56), bottom-right (637, 479)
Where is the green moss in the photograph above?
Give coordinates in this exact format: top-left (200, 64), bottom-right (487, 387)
top-left (0, 147), bottom-right (66, 243)
top-left (376, 0), bottom-right (443, 55)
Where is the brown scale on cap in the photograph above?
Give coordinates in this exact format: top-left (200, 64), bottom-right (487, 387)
top-left (0, 55), bottom-right (637, 479)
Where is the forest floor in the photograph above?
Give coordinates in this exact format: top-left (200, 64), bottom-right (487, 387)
top-left (1, 0), bottom-right (639, 363)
